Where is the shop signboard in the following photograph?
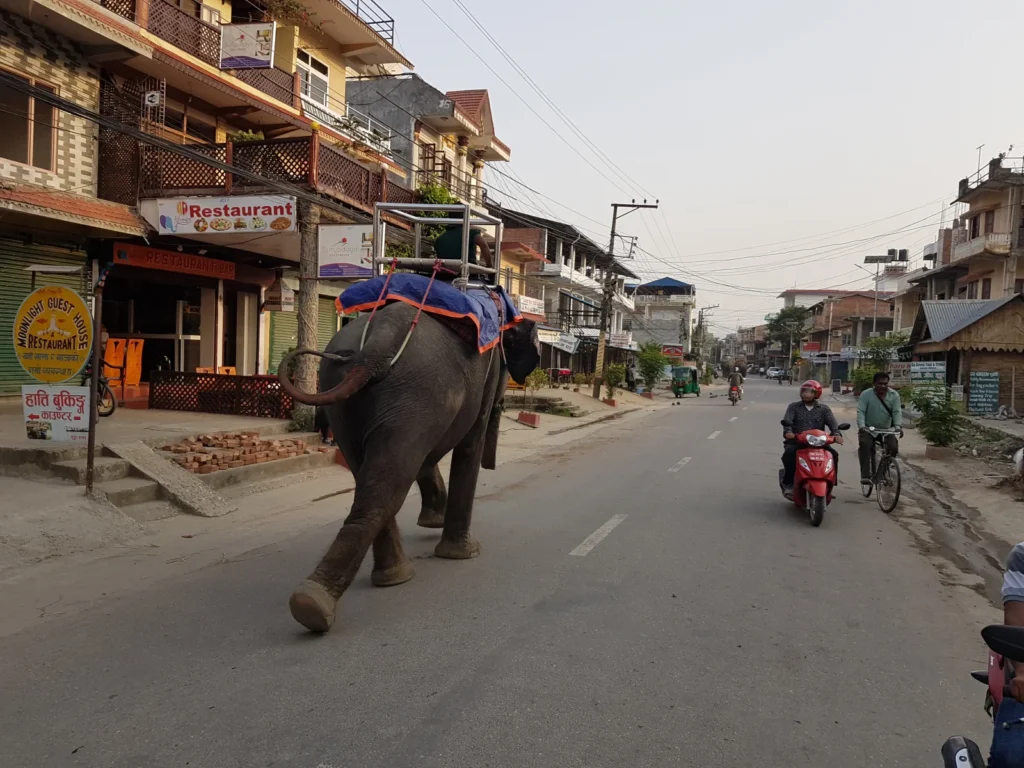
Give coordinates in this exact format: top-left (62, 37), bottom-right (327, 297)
top-left (911, 361), bottom-right (946, 404)
top-left (219, 22), bottom-right (275, 69)
top-left (155, 196), bottom-right (296, 235)
top-left (968, 371), bottom-right (1000, 414)
top-left (888, 362), bottom-right (911, 387)
top-left (113, 243), bottom-right (235, 280)
top-left (609, 331), bottom-right (632, 348)
top-left (801, 341), bottom-right (821, 353)
top-left (318, 225), bottom-right (375, 279)
top-left (514, 294), bottom-right (545, 316)
top-left (22, 385), bottom-right (91, 442)
top-left (553, 333), bottom-right (579, 354)
top-left (13, 285), bottom-right (93, 384)
top-left (661, 344), bottom-right (685, 359)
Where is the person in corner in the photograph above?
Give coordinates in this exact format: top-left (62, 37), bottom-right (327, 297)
top-left (856, 371), bottom-right (902, 489)
top-left (989, 542), bottom-right (1024, 767)
top-left (781, 379), bottom-right (843, 497)
top-left (433, 224), bottom-right (493, 270)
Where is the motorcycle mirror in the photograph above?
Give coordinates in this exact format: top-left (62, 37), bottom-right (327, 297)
top-left (837, 423), bottom-right (851, 431)
top-left (982, 624), bottom-right (1024, 663)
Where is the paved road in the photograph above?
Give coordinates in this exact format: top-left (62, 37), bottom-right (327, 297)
top-left (0, 379), bottom-right (992, 766)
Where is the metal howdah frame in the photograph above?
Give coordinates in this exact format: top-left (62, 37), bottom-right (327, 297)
top-left (372, 202), bottom-right (503, 289)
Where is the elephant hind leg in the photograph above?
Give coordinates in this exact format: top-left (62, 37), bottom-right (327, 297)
top-left (290, 462), bottom-right (416, 633)
top-left (416, 464), bottom-right (447, 529)
top-left (371, 516), bottom-right (414, 587)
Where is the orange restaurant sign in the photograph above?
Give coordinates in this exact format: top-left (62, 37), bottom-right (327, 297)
top-left (113, 243), bottom-right (236, 280)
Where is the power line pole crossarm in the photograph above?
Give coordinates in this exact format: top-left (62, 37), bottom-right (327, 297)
top-left (593, 200), bottom-right (659, 399)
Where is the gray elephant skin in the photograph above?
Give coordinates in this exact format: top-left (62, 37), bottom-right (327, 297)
top-left (279, 301), bottom-right (539, 633)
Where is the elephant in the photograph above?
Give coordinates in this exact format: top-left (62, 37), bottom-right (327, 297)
top-left (278, 301), bottom-right (539, 633)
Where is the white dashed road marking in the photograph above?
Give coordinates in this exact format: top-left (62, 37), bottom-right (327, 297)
top-left (729, 416), bottom-right (738, 422)
top-left (708, 431), bottom-right (721, 440)
top-left (667, 457), bottom-right (692, 473)
top-left (569, 515), bottom-right (628, 557)
top-left (742, 407), bottom-right (749, 411)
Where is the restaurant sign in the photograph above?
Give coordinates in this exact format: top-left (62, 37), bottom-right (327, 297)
top-left (13, 285), bottom-right (93, 384)
top-left (155, 196), bottom-right (297, 235)
top-left (114, 243), bottom-right (236, 280)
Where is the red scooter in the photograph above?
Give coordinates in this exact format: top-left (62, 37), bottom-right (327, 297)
top-left (729, 385), bottom-right (740, 405)
top-left (779, 420), bottom-right (850, 527)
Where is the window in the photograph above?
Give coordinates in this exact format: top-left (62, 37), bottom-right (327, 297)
top-left (841, 333), bottom-right (852, 347)
top-left (985, 210), bottom-right (995, 234)
top-left (967, 280), bottom-right (978, 299)
top-left (296, 50), bottom-right (329, 107)
top-left (418, 142), bottom-right (435, 179)
top-left (199, 4), bottom-right (221, 24)
top-left (970, 214), bottom-right (980, 239)
top-left (0, 70), bottom-right (56, 171)
top-left (1015, 279), bottom-right (1023, 295)
top-left (982, 278), bottom-right (992, 300)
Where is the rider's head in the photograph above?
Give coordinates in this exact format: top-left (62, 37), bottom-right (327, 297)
top-left (873, 371), bottom-right (890, 396)
top-left (800, 379), bottom-right (823, 403)
top-left (734, 367), bottom-right (739, 372)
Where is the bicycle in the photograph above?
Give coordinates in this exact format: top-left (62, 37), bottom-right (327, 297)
top-left (82, 363), bottom-right (119, 417)
top-left (860, 427), bottom-right (902, 513)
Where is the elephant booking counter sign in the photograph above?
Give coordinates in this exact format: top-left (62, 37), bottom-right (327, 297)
top-left (13, 285), bottom-right (93, 383)
top-left (22, 385), bottom-right (91, 442)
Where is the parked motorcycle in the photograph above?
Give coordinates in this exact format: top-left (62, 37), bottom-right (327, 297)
top-left (729, 385), bottom-right (740, 406)
top-left (778, 420), bottom-right (849, 526)
top-left (942, 624), bottom-right (1024, 767)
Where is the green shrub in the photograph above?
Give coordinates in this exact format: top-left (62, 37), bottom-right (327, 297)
top-left (637, 342), bottom-right (668, 390)
top-left (605, 363), bottom-right (626, 399)
top-left (906, 386), bottom-right (965, 447)
top-left (852, 364), bottom-right (878, 394)
top-left (525, 368), bottom-right (549, 396)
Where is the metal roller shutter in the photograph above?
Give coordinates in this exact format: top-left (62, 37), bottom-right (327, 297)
top-left (268, 297), bottom-right (339, 376)
top-left (318, 296), bottom-right (338, 351)
top-left (0, 241), bottom-right (89, 394)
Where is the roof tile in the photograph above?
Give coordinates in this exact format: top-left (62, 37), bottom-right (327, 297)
top-left (0, 185), bottom-right (147, 234)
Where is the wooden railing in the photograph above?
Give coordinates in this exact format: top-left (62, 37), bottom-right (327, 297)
top-left (232, 67), bottom-right (296, 106)
top-left (147, 0), bottom-right (221, 67)
top-left (139, 134), bottom-right (415, 214)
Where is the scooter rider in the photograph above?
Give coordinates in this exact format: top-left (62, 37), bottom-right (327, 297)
top-left (989, 541), bottom-right (1024, 766)
top-left (780, 380), bottom-right (843, 496)
top-left (728, 367), bottom-right (744, 399)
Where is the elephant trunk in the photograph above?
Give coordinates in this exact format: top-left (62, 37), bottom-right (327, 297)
top-left (277, 348), bottom-right (376, 407)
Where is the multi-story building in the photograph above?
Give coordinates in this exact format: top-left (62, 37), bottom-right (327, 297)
top-left (627, 277), bottom-right (696, 353)
top-left (345, 75), bottom-right (510, 209)
top-left (737, 324), bottom-right (767, 363)
top-left (0, 0), bottom-right (421, 393)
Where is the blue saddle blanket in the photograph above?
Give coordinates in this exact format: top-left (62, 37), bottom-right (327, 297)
top-left (336, 274), bottom-right (522, 353)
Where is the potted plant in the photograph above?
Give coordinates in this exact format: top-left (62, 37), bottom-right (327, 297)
top-left (637, 342), bottom-right (667, 400)
top-left (518, 368), bottom-right (548, 427)
top-left (604, 363), bottom-right (626, 406)
top-left (906, 386), bottom-right (965, 460)
top-left (572, 373), bottom-right (587, 393)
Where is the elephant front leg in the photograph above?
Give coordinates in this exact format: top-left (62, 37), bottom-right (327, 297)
top-left (415, 464), bottom-right (447, 529)
top-left (290, 469), bottom-right (414, 632)
top-left (435, 436), bottom-right (485, 560)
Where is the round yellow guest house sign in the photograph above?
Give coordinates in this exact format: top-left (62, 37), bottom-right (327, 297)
top-left (13, 285), bottom-right (94, 384)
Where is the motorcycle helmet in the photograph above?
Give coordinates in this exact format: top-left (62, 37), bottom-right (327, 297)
top-left (800, 379), bottom-right (823, 399)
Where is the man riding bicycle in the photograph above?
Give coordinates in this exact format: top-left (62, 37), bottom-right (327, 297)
top-left (857, 371), bottom-right (903, 490)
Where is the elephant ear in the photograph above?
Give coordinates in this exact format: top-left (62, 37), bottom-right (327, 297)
top-left (503, 320), bottom-right (540, 385)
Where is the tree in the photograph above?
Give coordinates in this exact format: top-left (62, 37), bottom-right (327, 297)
top-left (384, 182), bottom-right (461, 261)
top-left (861, 332), bottom-right (908, 370)
top-left (605, 363), bottom-right (626, 399)
top-left (636, 342), bottom-right (668, 391)
top-left (766, 305), bottom-right (811, 347)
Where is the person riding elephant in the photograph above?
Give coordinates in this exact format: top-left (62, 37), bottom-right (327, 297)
top-left (278, 301), bottom-right (539, 633)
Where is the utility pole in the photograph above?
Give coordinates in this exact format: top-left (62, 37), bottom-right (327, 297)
top-left (593, 199), bottom-right (658, 399)
top-left (825, 297), bottom-right (838, 386)
top-left (1006, 186), bottom-right (1022, 296)
top-left (295, 198), bottom-right (321, 405)
top-left (864, 251), bottom-right (897, 335)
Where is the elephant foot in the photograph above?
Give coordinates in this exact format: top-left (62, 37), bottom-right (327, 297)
top-left (289, 579), bottom-right (338, 633)
top-left (371, 558), bottom-right (415, 587)
top-left (416, 509), bottom-right (446, 529)
top-left (434, 536), bottom-right (481, 560)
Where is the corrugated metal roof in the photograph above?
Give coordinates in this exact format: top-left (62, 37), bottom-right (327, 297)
top-left (640, 277), bottom-right (692, 289)
top-left (921, 297), bottom-right (1017, 342)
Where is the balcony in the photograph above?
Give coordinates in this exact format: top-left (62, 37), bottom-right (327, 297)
top-left (147, 0), bottom-right (221, 67)
top-left (138, 134), bottom-right (415, 214)
top-left (419, 166), bottom-right (482, 206)
top-left (613, 292), bottom-right (635, 312)
top-left (632, 293), bottom-right (696, 305)
top-left (952, 232), bottom-right (1011, 262)
top-left (299, 95), bottom-right (392, 156)
top-left (957, 156), bottom-right (1024, 202)
top-left (335, 0), bottom-right (395, 44)
top-left (527, 262), bottom-right (602, 296)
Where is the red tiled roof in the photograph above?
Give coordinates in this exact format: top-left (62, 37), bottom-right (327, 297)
top-left (446, 90), bottom-right (488, 129)
top-left (0, 185), bottom-right (147, 234)
top-left (501, 241), bottom-right (547, 262)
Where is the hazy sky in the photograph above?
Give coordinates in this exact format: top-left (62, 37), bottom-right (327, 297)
top-left (385, 0), bottom-right (1022, 336)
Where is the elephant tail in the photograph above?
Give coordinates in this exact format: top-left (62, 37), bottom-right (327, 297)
top-left (277, 347), bottom-right (384, 407)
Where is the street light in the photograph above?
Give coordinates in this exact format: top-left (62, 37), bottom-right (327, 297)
top-left (864, 251), bottom-right (897, 335)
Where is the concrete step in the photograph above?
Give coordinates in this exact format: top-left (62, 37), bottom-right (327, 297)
top-left (95, 476), bottom-right (162, 507)
top-left (51, 456), bottom-right (131, 485)
top-left (198, 447), bottom-right (336, 491)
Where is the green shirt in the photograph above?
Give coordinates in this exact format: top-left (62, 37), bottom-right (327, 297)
top-left (857, 388), bottom-right (902, 430)
top-left (434, 226), bottom-right (483, 264)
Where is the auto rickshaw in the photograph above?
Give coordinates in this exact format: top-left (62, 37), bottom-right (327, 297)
top-left (671, 365), bottom-right (701, 397)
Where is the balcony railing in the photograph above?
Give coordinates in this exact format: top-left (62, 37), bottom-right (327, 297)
top-left (952, 232), bottom-right (1011, 262)
top-left (300, 95), bottom-right (393, 156)
top-left (418, 166), bottom-right (482, 206)
top-left (97, 0), bottom-right (138, 22)
top-left (233, 67), bottom-right (296, 107)
top-left (148, 0), bottom-right (221, 67)
top-left (337, 0), bottom-right (395, 44)
top-left (632, 293), bottom-right (696, 304)
top-left (139, 134), bottom-right (414, 213)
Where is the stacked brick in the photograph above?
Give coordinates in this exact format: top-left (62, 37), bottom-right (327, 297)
top-left (161, 431), bottom-right (333, 474)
